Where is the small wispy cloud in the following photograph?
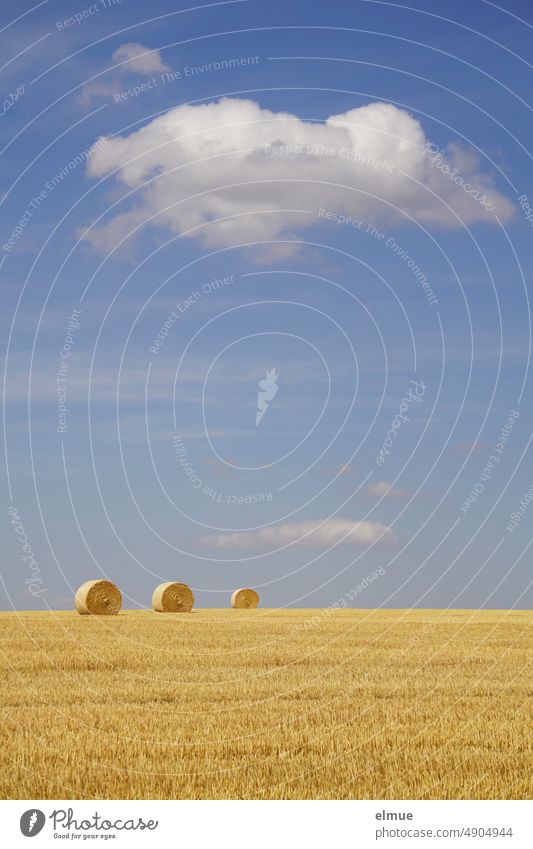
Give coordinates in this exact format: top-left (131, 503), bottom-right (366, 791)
top-left (200, 517), bottom-right (397, 548)
top-left (322, 462), bottom-right (356, 477)
top-left (367, 481), bottom-right (409, 498)
top-left (80, 42), bottom-right (172, 104)
top-left (112, 42), bottom-right (172, 75)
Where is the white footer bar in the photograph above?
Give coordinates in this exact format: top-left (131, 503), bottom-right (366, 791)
top-left (2, 799), bottom-right (531, 848)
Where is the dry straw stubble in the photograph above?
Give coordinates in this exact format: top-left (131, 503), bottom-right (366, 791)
top-left (75, 580), bottom-right (122, 615)
top-left (152, 582), bottom-right (194, 613)
top-left (1, 609), bottom-right (531, 799)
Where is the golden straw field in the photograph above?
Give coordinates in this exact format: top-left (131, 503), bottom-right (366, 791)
top-left (0, 608), bottom-right (531, 800)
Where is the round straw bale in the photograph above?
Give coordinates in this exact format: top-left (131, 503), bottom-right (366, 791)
top-left (231, 588), bottom-right (259, 609)
top-left (75, 580), bottom-right (122, 615)
top-left (152, 582), bottom-right (194, 613)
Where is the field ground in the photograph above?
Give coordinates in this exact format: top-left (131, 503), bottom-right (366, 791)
top-left (0, 608), bottom-right (531, 799)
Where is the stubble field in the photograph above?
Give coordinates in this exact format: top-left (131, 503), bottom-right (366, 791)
top-left (0, 608), bottom-right (531, 799)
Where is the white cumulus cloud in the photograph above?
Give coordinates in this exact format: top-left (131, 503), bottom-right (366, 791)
top-left (82, 97), bottom-right (514, 253)
top-left (200, 517), bottom-right (397, 548)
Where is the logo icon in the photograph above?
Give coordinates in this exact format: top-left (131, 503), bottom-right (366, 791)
top-left (256, 368), bottom-right (279, 426)
top-left (20, 809), bottom-right (46, 837)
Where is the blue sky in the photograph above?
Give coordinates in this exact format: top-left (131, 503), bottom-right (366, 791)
top-left (1, 0), bottom-right (532, 610)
